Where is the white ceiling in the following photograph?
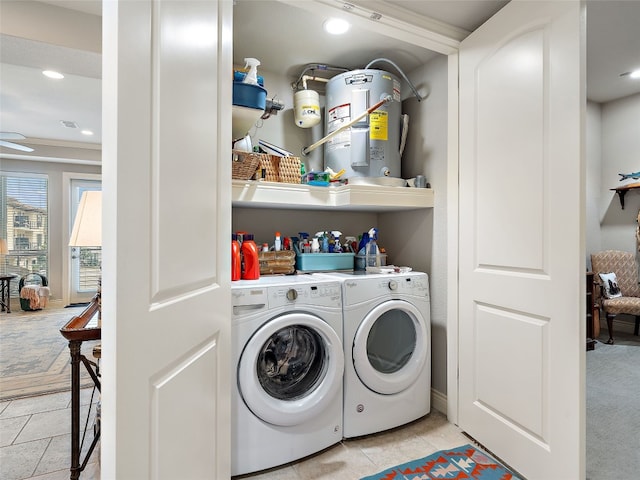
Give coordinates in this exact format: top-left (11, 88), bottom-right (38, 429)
top-left (1, 0), bottom-right (639, 158)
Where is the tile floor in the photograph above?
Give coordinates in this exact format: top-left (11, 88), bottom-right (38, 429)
top-left (0, 388), bottom-right (100, 480)
top-left (235, 409), bottom-right (471, 480)
top-left (0, 388), bottom-right (469, 480)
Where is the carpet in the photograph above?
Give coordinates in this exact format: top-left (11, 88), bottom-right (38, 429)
top-left (586, 337), bottom-right (640, 480)
top-left (361, 444), bottom-right (521, 480)
top-left (0, 305), bottom-right (100, 401)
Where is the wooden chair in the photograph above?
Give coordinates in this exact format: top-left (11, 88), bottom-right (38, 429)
top-left (590, 250), bottom-right (640, 344)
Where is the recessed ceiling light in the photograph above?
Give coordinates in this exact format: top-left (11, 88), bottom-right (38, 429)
top-left (81, 130), bottom-right (94, 136)
top-left (323, 18), bottom-right (350, 35)
top-left (42, 70), bottom-right (64, 79)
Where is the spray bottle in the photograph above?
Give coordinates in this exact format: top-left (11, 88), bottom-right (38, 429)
top-left (331, 231), bottom-right (343, 253)
top-left (344, 236), bottom-right (358, 253)
top-left (298, 232), bottom-right (310, 253)
top-left (365, 227), bottom-right (379, 268)
top-left (243, 58), bottom-right (261, 86)
top-left (311, 233), bottom-right (321, 253)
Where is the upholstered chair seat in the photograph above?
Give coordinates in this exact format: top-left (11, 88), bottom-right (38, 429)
top-left (591, 250), bottom-right (640, 344)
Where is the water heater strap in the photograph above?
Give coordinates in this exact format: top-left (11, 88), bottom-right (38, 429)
top-left (302, 96), bottom-right (392, 156)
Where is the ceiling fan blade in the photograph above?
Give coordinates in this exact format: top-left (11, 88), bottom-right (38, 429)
top-left (0, 140), bottom-right (34, 152)
top-left (0, 132), bottom-right (27, 140)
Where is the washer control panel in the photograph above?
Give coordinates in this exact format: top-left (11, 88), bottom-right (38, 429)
top-left (269, 282), bottom-right (342, 308)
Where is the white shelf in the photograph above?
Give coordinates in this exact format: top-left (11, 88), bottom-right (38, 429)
top-left (232, 180), bottom-right (434, 212)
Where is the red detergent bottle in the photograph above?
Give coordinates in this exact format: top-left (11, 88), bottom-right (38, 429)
top-left (241, 233), bottom-right (260, 280)
top-left (232, 233), bottom-right (241, 281)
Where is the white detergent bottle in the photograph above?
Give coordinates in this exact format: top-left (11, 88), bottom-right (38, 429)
top-left (243, 58), bottom-right (261, 85)
top-left (311, 236), bottom-right (320, 253)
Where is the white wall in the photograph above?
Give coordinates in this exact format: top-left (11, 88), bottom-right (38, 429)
top-left (381, 54), bottom-right (449, 394)
top-left (586, 101), bottom-right (602, 262)
top-left (599, 93), bottom-right (640, 254)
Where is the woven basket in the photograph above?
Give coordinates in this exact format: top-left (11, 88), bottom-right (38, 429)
top-left (231, 150), bottom-right (263, 180)
top-left (259, 250), bottom-right (296, 275)
top-left (258, 155), bottom-right (280, 182)
top-left (258, 155), bottom-right (301, 183)
top-left (279, 156), bottom-right (301, 184)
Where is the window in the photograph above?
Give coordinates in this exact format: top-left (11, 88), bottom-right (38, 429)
top-left (0, 173), bottom-right (49, 296)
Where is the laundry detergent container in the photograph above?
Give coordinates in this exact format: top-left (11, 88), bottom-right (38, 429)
top-left (232, 82), bottom-right (266, 139)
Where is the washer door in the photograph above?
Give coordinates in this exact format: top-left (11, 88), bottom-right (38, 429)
top-left (238, 312), bottom-right (344, 426)
top-left (353, 300), bottom-right (428, 395)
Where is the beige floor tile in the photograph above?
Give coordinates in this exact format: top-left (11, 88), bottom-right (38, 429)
top-left (22, 469), bottom-right (71, 480)
top-left (34, 433), bottom-right (100, 476)
top-left (292, 442), bottom-right (376, 480)
top-left (0, 438), bottom-right (49, 480)
top-left (234, 464), bottom-right (300, 480)
top-left (0, 414), bottom-right (29, 447)
top-left (0, 392), bottom-right (69, 419)
top-left (67, 387), bottom-right (100, 409)
top-left (15, 409), bottom-right (70, 443)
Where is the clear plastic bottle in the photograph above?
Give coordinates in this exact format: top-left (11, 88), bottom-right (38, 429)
top-left (232, 234), bottom-right (241, 281)
top-left (241, 234), bottom-right (260, 280)
top-left (275, 232), bottom-right (281, 251)
top-left (366, 228), bottom-right (379, 267)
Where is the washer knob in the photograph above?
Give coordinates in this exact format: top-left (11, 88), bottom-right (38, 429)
top-left (388, 280), bottom-right (398, 291)
top-left (286, 288), bottom-right (298, 301)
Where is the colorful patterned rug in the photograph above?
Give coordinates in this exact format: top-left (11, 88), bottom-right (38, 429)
top-left (0, 305), bottom-right (99, 401)
top-left (361, 444), bottom-right (521, 480)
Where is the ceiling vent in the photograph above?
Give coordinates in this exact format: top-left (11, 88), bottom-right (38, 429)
top-left (61, 120), bottom-right (79, 129)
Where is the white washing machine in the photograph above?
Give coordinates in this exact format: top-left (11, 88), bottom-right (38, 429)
top-left (323, 271), bottom-right (431, 438)
top-left (231, 275), bottom-right (344, 476)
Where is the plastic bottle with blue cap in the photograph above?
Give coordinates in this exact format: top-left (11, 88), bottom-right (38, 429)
top-left (331, 231), bottom-right (343, 253)
top-left (365, 227), bottom-right (379, 268)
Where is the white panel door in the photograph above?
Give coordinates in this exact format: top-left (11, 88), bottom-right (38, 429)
top-left (459, 1), bottom-right (584, 479)
top-left (101, 1), bottom-right (232, 479)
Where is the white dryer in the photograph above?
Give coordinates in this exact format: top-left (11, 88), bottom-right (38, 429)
top-left (231, 275), bottom-right (344, 476)
top-left (324, 271), bottom-right (431, 438)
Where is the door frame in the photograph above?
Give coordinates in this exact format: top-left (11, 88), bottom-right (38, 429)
top-left (61, 172), bottom-right (101, 306)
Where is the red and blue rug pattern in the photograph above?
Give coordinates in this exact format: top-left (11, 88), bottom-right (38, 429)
top-left (361, 444), bottom-right (521, 480)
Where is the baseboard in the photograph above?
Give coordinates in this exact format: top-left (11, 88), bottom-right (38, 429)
top-left (431, 388), bottom-right (447, 415)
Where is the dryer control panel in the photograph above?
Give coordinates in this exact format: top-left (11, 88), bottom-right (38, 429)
top-left (340, 272), bottom-right (430, 306)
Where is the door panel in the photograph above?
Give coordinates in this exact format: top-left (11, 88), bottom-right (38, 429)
top-left (101, 1), bottom-right (232, 478)
top-left (459, 1), bottom-right (584, 478)
top-left (69, 179), bottom-right (101, 304)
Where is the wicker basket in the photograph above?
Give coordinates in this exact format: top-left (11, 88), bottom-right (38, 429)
top-left (259, 250), bottom-right (296, 275)
top-left (258, 155), bottom-right (280, 182)
top-left (231, 150), bottom-right (264, 180)
top-left (279, 156), bottom-right (301, 184)
top-left (258, 155), bottom-right (301, 183)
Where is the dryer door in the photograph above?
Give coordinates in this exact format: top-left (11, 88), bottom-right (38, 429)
top-left (353, 300), bottom-right (428, 395)
top-left (238, 312), bottom-right (344, 426)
